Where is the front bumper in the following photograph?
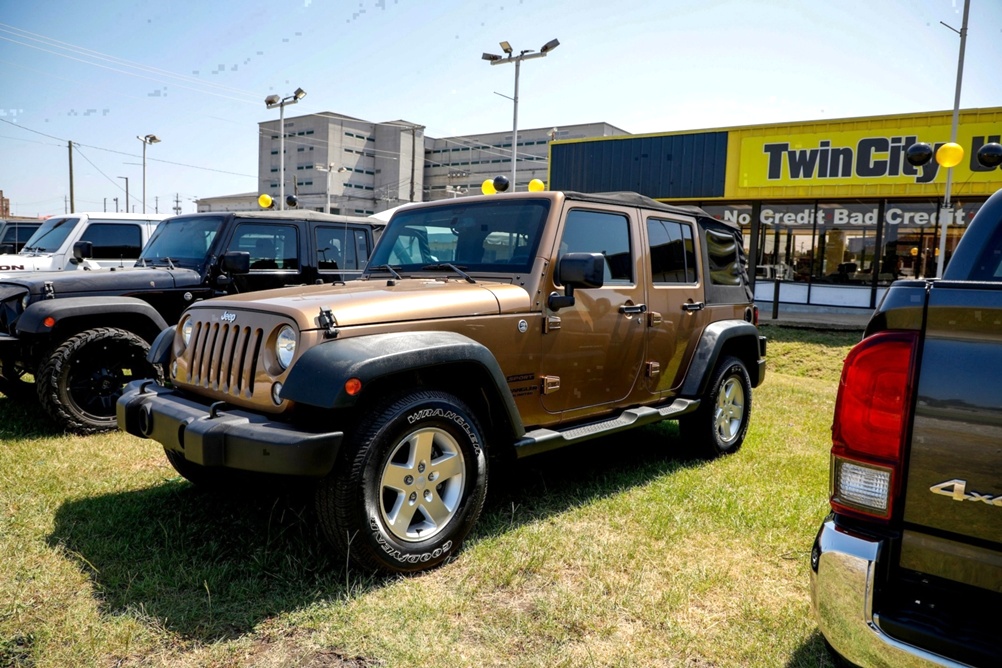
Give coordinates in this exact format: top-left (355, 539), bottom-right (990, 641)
top-left (809, 517), bottom-right (968, 668)
top-left (117, 380), bottom-right (342, 477)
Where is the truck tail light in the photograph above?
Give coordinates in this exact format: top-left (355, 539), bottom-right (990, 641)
top-left (830, 330), bottom-right (918, 522)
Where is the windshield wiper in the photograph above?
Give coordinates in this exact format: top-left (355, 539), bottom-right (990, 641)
top-left (367, 264), bottom-right (403, 280)
top-left (421, 263), bottom-right (475, 284)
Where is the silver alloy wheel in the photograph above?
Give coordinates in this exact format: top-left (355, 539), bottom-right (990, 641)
top-left (378, 426), bottom-right (466, 542)
top-left (713, 376), bottom-right (746, 445)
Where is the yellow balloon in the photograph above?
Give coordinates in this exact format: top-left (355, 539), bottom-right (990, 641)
top-left (481, 179), bottom-right (497, 195)
top-left (258, 193), bottom-right (274, 208)
top-left (935, 142), bottom-right (964, 168)
top-left (528, 179), bottom-right (545, 192)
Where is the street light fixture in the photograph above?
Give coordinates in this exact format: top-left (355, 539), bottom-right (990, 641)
top-left (315, 162), bottom-right (348, 213)
top-left (482, 38), bottom-right (559, 190)
top-left (117, 176), bottom-right (129, 213)
top-left (137, 133), bottom-right (160, 214)
top-left (265, 87), bottom-right (307, 210)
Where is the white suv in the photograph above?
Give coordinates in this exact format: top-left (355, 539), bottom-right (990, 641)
top-left (0, 212), bottom-right (165, 276)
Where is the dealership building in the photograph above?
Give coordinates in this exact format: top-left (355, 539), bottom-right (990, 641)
top-left (549, 107), bottom-right (1002, 311)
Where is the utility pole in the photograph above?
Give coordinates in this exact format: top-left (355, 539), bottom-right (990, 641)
top-left (103, 197), bottom-right (107, 212)
top-left (67, 141), bottom-right (75, 213)
top-left (114, 197), bottom-right (119, 212)
top-left (155, 196), bottom-right (159, 213)
top-left (173, 193), bottom-right (182, 215)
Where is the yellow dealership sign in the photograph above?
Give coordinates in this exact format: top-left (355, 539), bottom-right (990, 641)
top-left (726, 108), bottom-right (1002, 199)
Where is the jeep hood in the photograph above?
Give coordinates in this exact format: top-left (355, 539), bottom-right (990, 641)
top-left (0, 266), bottom-right (203, 296)
top-left (186, 279), bottom-right (531, 329)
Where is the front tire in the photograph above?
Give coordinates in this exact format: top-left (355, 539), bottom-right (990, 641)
top-left (316, 390), bottom-right (488, 574)
top-left (678, 356), bottom-right (752, 458)
top-left (37, 327), bottom-right (156, 434)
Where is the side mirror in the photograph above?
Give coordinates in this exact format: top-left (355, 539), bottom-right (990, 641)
top-left (548, 252), bottom-right (605, 310)
top-left (70, 241), bottom-right (93, 264)
top-left (220, 251), bottom-right (250, 275)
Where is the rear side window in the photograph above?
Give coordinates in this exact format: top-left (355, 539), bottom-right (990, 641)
top-left (80, 223), bottom-right (143, 259)
top-left (316, 225), bottom-right (370, 270)
top-left (560, 209), bottom-right (633, 284)
top-left (705, 228), bottom-right (742, 286)
top-left (648, 218), bottom-right (697, 284)
top-left (227, 224), bottom-right (300, 270)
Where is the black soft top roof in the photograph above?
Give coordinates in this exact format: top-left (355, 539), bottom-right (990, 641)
top-left (562, 191), bottom-right (737, 231)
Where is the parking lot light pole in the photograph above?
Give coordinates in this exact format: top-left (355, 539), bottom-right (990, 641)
top-left (137, 134), bottom-right (160, 214)
top-left (315, 163), bottom-right (348, 213)
top-left (266, 88), bottom-right (307, 210)
top-left (482, 38), bottom-right (559, 190)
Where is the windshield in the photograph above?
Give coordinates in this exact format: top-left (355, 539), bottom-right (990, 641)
top-left (368, 199), bottom-right (550, 274)
top-left (138, 216), bottom-right (223, 267)
top-left (20, 216), bottom-right (79, 253)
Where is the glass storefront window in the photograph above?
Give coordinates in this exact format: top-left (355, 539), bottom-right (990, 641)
top-left (702, 198), bottom-right (985, 292)
top-left (883, 201), bottom-right (981, 280)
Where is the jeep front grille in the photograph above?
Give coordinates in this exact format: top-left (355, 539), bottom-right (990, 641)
top-left (184, 320), bottom-right (263, 398)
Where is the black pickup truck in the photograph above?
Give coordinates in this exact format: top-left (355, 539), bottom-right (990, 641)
top-left (811, 188), bottom-right (1002, 666)
top-left (0, 210), bottom-right (381, 433)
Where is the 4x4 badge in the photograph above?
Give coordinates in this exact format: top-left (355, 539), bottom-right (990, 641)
top-left (930, 479), bottom-right (1002, 506)
top-left (221, 311), bottom-right (237, 323)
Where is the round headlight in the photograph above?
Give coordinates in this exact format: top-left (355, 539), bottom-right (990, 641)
top-left (181, 319), bottom-right (193, 346)
top-left (20, 294), bottom-right (30, 310)
top-left (276, 325), bottom-right (297, 369)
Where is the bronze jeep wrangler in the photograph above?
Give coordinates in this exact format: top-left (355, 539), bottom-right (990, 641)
top-left (119, 190), bottom-right (766, 574)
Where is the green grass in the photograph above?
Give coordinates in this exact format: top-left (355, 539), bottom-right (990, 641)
top-left (0, 327), bottom-right (860, 667)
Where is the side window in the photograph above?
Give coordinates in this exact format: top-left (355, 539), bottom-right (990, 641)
top-left (227, 224), bottom-right (299, 270)
top-left (315, 226), bottom-right (371, 270)
top-left (648, 218), bottom-right (698, 284)
top-left (705, 228), bottom-right (742, 286)
top-left (79, 223), bottom-right (143, 259)
top-left (560, 209), bottom-right (633, 283)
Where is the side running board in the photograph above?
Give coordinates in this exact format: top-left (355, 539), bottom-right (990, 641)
top-left (513, 398), bottom-right (700, 458)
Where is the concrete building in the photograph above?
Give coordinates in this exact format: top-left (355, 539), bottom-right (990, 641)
top-left (423, 122), bottom-right (627, 201)
top-left (197, 116), bottom-right (628, 214)
top-left (257, 112), bottom-right (424, 216)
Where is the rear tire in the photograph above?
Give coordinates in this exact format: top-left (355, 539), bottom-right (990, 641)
top-left (37, 327), bottom-right (156, 434)
top-left (316, 390), bottom-right (488, 574)
top-left (678, 356), bottom-right (752, 458)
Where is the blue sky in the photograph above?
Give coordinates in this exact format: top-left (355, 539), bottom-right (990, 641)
top-left (1, 0), bottom-right (1000, 217)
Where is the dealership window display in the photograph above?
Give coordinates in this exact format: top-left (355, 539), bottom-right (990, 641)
top-left (703, 199), bottom-right (981, 282)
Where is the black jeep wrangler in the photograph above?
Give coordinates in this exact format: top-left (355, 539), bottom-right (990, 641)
top-left (0, 210), bottom-right (381, 433)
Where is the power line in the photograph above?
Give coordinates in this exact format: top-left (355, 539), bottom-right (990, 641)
top-left (0, 117), bottom-right (255, 178)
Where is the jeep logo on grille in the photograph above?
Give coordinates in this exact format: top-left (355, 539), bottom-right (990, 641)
top-left (220, 311), bottom-right (237, 323)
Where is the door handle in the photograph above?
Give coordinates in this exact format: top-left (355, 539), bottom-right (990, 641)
top-left (619, 303), bottom-right (648, 315)
top-left (681, 302), bottom-right (705, 312)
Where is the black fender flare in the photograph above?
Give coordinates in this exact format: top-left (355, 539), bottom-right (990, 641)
top-left (679, 320), bottom-right (764, 398)
top-left (282, 330), bottom-right (525, 436)
top-left (147, 326), bottom-right (175, 366)
top-left (17, 296), bottom-right (169, 339)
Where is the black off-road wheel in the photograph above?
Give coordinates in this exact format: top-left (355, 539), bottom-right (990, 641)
top-left (678, 356), bottom-right (752, 458)
top-left (316, 390), bottom-right (488, 574)
top-left (37, 327), bottom-right (156, 434)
